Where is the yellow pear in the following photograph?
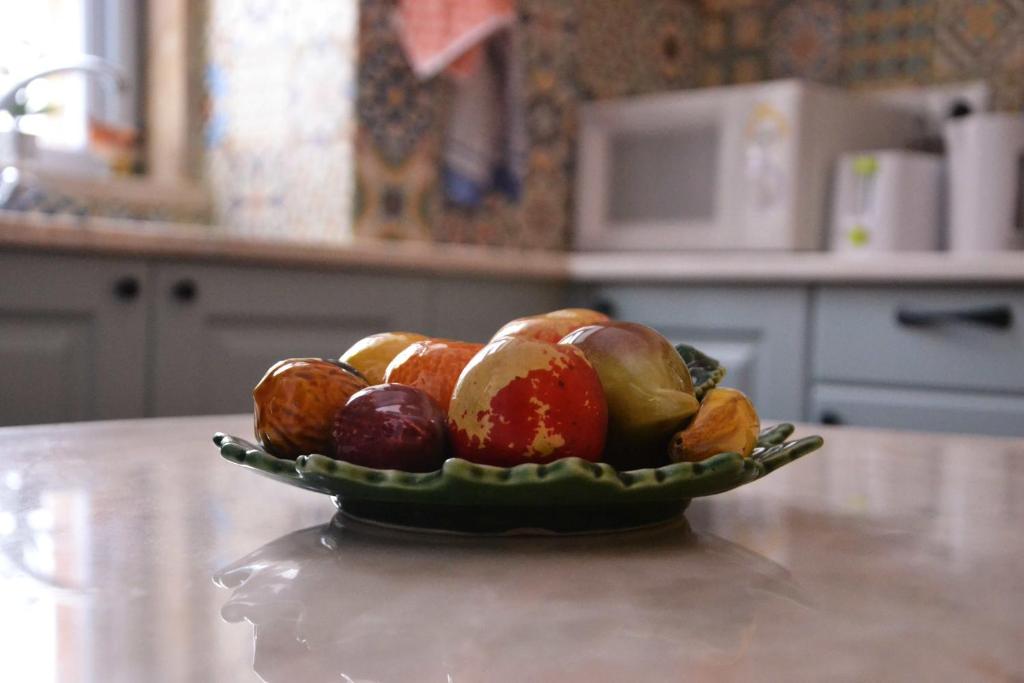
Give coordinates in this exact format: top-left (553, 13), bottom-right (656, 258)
top-left (340, 332), bottom-right (428, 385)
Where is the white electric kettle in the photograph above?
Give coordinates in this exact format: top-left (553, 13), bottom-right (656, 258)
top-left (943, 113), bottom-right (1024, 252)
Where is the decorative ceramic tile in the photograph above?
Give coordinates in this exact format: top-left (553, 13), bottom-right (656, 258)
top-left (516, 0), bottom-right (577, 249)
top-left (353, 131), bottom-right (440, 242)
top-left (356, 37), bottom-right (436, 169)
top-left (203, 0), bottom-right (358, 243)
top-left (639, 1), bottom-right (702, 91)
top-left (933, 0), bottom-right (1024, 107)
top-left (576, 0), bottom-right (700, 99)
top-left (575, 0), bottom-right (646, 99)
top-left (988, 39), bottom-right (1024, 109)
top-left (768, 0), bottom-right (844, 82)
top-left (699, 3), bottom-right (768, 86)
top-left (841, 0), bottom-right (936, 88)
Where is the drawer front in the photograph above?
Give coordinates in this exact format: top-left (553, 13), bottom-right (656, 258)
top-left (811, 383), bottom-right (1024, 436)
top-left (577, 284), bottom-right (809, 421)
top-left (813, 287), bottom-right (1024, 393)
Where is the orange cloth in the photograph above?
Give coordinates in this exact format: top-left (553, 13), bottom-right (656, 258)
top-left (394, 0), bottom-right (515, 79)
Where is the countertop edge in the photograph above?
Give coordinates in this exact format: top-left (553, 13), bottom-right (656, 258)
top-left (568, 251), bottom-right (1024, 285)
top-left (0, 213), bottom-right (570, 281)
top-left (4, 213), bottom-right (1024, 284)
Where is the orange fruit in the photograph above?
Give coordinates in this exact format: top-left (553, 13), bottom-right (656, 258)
top-left (384, 340), bottom-right (484, 412)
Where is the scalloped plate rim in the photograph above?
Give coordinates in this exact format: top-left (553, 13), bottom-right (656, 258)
top-left (213, 424), bottom-right (824, 508)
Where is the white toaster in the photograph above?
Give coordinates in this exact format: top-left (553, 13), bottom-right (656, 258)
top-left (830, 150), bottom-right (943, 253)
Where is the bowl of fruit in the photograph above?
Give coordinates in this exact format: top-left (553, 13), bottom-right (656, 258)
top-left (214, 308), bottom-right (823, 534)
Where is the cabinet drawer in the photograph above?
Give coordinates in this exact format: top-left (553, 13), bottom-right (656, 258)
top-left (813, 287), bottom-right (1024, 393)
top-left (811, 383), bottom-right (1024, 436)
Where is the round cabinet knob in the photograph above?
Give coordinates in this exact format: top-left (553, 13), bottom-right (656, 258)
top-left (113, 275), bottom-right (140, 302)
top-left (819, 411), bottom-right (842, 426)
top-left (592, 299), bottom-right (616, 317)
top-left (171, 279), bottom-right (198, 303)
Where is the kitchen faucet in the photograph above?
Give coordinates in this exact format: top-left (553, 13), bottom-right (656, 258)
top-left (0, 54), bottom-right (131, 209)
top-left (0, 53), bottom-right (131, 116)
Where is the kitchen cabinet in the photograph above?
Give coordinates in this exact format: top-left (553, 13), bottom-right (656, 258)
top-left (5, 244), bottom-right (1023, 436)
top-left (576, 284), bottom-right (809, 421)
top-left (813, 287), bottom-right (1024, 393)
top-left (428, 277), bottom-right (566, 342)
top-left (0, 250), bottom-right (567, 423)
top-left (0, 252), bottom-right (147, 426)
top-left (811, 286), bottom-right (1024, 436)
top-left (811, 383), bottom-right (1024, 436)
top-left (150, 263), bottom-right (433, 417)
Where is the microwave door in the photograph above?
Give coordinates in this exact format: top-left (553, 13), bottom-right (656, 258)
top-left (576, 91), bottom-right (741, 250)
top-left (602, 124), bottom-right (730, 248)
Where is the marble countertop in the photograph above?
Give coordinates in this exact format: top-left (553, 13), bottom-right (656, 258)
top-left (4, 211), bottom-right (1024, 284)
top-left (2, 414), bottom-right (1022, 681)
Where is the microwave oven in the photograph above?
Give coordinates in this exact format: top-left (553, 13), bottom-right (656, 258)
top-left (574, 79), bottom-right (924, 251)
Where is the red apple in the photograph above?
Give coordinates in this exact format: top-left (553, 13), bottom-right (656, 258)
top-left (490, 308), bottom-right (610, 344)
top-left (448, 338), bottom-right (607, 466)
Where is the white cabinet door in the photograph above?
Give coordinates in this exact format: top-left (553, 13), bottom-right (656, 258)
top-left (151, 263), bottom-right (431, 417)
top-left (0, 252), bottom-right (148, 425)
top-left (579, 284), bottom-right (809, 421)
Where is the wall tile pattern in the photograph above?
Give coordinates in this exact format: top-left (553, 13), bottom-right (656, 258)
top-left (203, 0), bottom-right (358, 242)
top-left (196, 0), bottom-right (1023, 247)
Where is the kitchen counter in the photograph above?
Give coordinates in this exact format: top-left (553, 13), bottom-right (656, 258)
top-left (2, 415), bottom-right (1022, 681)
top-left (4, 210), bottom-right (1024, 284)
top-left (0, 211), bottom-right (567, 281)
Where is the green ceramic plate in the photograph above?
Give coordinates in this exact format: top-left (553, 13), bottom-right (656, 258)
top-left (213, 424), bottom-right (822, 534)
top-left (676, 343), bottom-right (727, 400)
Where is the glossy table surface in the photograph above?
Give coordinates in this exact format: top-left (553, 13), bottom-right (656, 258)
top-left (1, 415), bottom-right (1022, 682)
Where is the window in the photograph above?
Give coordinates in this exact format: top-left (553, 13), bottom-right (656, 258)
top-left (0, 0), bottom-right (140, 159)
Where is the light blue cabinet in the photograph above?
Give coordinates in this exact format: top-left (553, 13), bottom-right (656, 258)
top-left (811, 383), bottom-right (1024, 437)
top-left (0, 252), bottom-right (148, 426)
top-left (0, 252), bottom-right (567, 424)
top-left (813, 287), bottom-right (1024, 393)
top-left (150, 263), bottom-right (433, 417)
top-left (810, 286), bottom-right (1024, 435)
top-left (426, 276), bottom-right (566, 342)
top-left (4, 247), bottom-right (1022, 436)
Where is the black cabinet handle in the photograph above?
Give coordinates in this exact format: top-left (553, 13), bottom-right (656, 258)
top-left (895, 305), bottom-right (1013, 330)
top-left (171, 279), bottom-right (198, 303)
top-left (819, 411), bottom-right (842, 426)
top-left (113, 275), bottom-right (140, 302)
top-left (592, 299), bottom-right (616, 318)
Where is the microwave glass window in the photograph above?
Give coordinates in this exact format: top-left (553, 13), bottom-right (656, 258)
top-left (608, 127), bottom-right (718, 224)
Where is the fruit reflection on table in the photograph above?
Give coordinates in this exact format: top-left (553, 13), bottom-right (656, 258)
top-left (251, 308), bottom-right (762, 472)
top-left (214, 514), bottom-right (803, 682)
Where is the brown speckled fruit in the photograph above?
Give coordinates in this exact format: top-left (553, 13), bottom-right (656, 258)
top-left (668, 387), bottom-right (760, 462)
top-left (253, 358), bottom-right (368, 459)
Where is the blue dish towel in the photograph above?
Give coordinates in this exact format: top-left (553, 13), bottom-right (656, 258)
top-left (441, 28), bottom-right (525, 208)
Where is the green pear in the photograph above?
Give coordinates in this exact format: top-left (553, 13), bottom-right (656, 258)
top-left (560, 322), bottom-right (699, 469)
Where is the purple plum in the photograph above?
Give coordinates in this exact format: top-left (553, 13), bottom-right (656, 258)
top-left (331, 384), bottom-right (448, 472)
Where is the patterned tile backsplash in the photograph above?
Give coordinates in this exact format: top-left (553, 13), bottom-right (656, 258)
top-left (195, 0), bottom-right (1024, 247)
top-left (202, 0), bottom-right (359, 243)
